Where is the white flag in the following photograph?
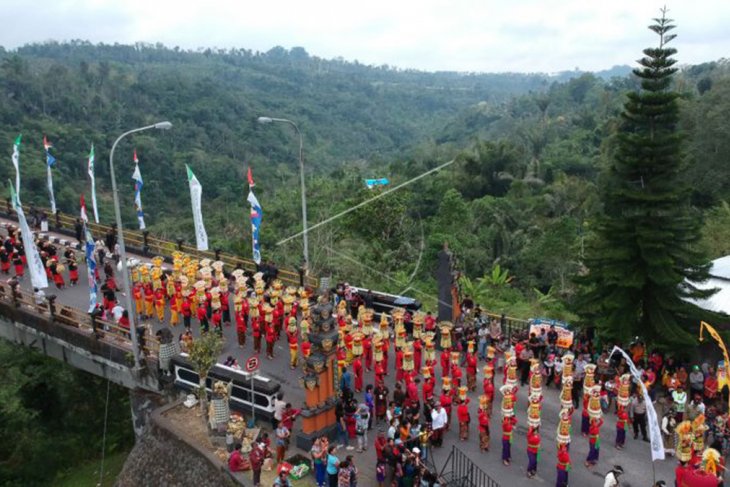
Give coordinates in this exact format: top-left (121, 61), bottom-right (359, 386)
top-left (44, 136), bottom-right (57, 214)
top-left (11, 134), bottom-right (21, 205)
top-left (186, 165), bottom-right (208, 251)
top-left (9, 181), bottom-right (48, 289)
top-left (610, 346), bottom-right (665, 461)
top-left (87, 144), bottom-right (99, 223)
top-left (47, 165), bottom-right (56, 214)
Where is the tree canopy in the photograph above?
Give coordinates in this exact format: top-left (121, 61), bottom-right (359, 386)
top-left (575, 12), bottom-right (721, 347)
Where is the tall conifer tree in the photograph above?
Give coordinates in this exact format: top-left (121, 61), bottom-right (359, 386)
top-left (576, 10), bottom-right (716, 346)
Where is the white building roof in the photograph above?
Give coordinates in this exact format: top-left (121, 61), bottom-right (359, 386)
top-left (709, 255), bottom-right (730, 280)
top-left (688, 255), bottom-right (730, 316)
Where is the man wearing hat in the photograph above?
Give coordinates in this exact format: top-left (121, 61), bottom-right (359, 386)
top-left (603, 465), bottom-right (623, 487)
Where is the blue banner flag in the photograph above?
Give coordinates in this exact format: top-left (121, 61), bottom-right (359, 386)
top-left (84, 224), bottom-right (98, 312)
top-left (365, 178), bottom-right (390, 189)
top-left (43, 136), bottom-right (57, 214)
top-left (247, 167), bottom-right (263, 264)
top-left (131, 150), bottom-right (146, 230)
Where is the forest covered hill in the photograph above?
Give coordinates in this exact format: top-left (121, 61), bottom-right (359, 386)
top-left (0, 43), bottom-right (728, 303)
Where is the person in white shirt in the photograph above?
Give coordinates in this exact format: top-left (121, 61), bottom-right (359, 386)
top-left (272, 393), bottom-right (286, 429)
top-left (33, 287), bottom-right (46, 306)
top-left (111, 302), bottom-right (125, 323)
top-left (603, 465), bottom-right (623, 487)
top-left (431, 404), bottom-right (448, 447)
top-left (387, 419), bottom-right (397, 441)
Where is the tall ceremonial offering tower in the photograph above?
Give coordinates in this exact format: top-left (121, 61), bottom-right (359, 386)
top-left (296, 295), bottom-right (340, 449)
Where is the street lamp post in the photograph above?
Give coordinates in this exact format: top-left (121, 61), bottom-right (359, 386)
top-left (257, 116), bottom-right (309, 271)
top-left (109, 121), bottom-right (172, 369)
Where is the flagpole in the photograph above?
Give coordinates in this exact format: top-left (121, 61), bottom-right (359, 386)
top-left (257, 116), bottom-right (308, 271)
top-left (109, 121), bottom-right (172, 370)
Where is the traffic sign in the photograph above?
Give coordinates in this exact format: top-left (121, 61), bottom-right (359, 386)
top-left (245, 356), bottom-right (260, 373)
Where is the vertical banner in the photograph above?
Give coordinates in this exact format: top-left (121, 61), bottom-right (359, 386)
top-left (87, 144), bottom-right (99, 223)
top-left (131, 149), bottom-right (146, 230)
top-left (11, 134), bottom-right (21, 205)
top-left (247, 167), bottom-right (263, 264)
top-left (84, 224), bottom-right (98, 312)
top-left (9, 181), bottom-right (48, 289)
top-left (186, 165), bottom-right (208, 251)
top-left (610, 346), bottom-right (665, 461)
top-left (43, 136), bottom-right (57, 214)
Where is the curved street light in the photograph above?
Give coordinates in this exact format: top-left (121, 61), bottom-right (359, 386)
top-left (257, 116), bottom-right (309, 271)
top-left (109, 121), bottom-right (172, 369)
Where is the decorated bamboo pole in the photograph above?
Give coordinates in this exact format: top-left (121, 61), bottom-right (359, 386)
top-left (699, 321), bottom-right (730, 411)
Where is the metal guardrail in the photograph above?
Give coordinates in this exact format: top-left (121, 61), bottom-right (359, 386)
top-left (0, 280), bottom-right (159, 359)
top-left (439, 445), bottom-right (501, 487)
top-left (480, 311), bottom-right (531, 340)
top-left (0, 203), bottom-right (318, 288)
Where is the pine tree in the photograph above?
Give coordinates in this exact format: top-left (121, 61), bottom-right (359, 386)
top-left (575, 10), bottom-right (716, 347)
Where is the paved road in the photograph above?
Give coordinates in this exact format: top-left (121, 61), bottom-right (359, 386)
top-left (2, 218), bottom-right (676, 486)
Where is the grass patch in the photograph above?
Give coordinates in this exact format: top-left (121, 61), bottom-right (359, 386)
top-left (54, 449), bottom-right (130, 487)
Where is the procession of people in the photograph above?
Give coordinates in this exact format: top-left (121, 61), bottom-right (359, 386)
top-left (3, 218), bottom-right (729, 487)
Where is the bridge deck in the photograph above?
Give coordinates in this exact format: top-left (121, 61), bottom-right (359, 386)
top-left (0, 216), bottom-right (307, 409)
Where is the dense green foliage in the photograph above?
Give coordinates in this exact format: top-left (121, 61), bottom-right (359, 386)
top-left (0, 40), bottom-right (728, 313)
top-left (0, 341), bottom-right (133, 486)
top-left (575, 13), bottom-right (720, 346)
top-left (0, 39), bottom-right (727, 316)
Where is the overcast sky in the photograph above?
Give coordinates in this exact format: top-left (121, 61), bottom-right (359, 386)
top-left (1, 0), bottom-right (728, 73)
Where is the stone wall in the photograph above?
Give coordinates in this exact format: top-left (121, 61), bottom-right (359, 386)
top-left (115, 401), bottom-right (247, 487)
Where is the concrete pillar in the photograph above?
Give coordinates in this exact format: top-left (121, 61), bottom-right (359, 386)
top-left (129, 389), bottom-right (161, 441)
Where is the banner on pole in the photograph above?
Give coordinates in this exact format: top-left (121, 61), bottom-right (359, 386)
top-left (44, 136), bottom-right (57, 214)
top-left (610, 346), bottom-right (665, 461)
top-left (12, 134), bottom-right (21, 205)
top-left (87, 144), bottom-right (99, 223)
top-left (9, 180), bottom-right (48, 289)
top-left (186, 165), bottom-right (208, 251)
top-left (84, 224), bottom-right (98, 312)
top-left (247, 167), bottom-right (263, 264)
top-left (132, 150), bottom-right (146, 230)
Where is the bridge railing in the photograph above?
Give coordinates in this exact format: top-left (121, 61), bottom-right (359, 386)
top-left (0, 204), bottom-right (317, 288)
top-left (480, 311), bottom-right (531, 340)
top-left (439, 444), bottom-right (501, 487)
top-left (0, 281), bottom-right (159, 359)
